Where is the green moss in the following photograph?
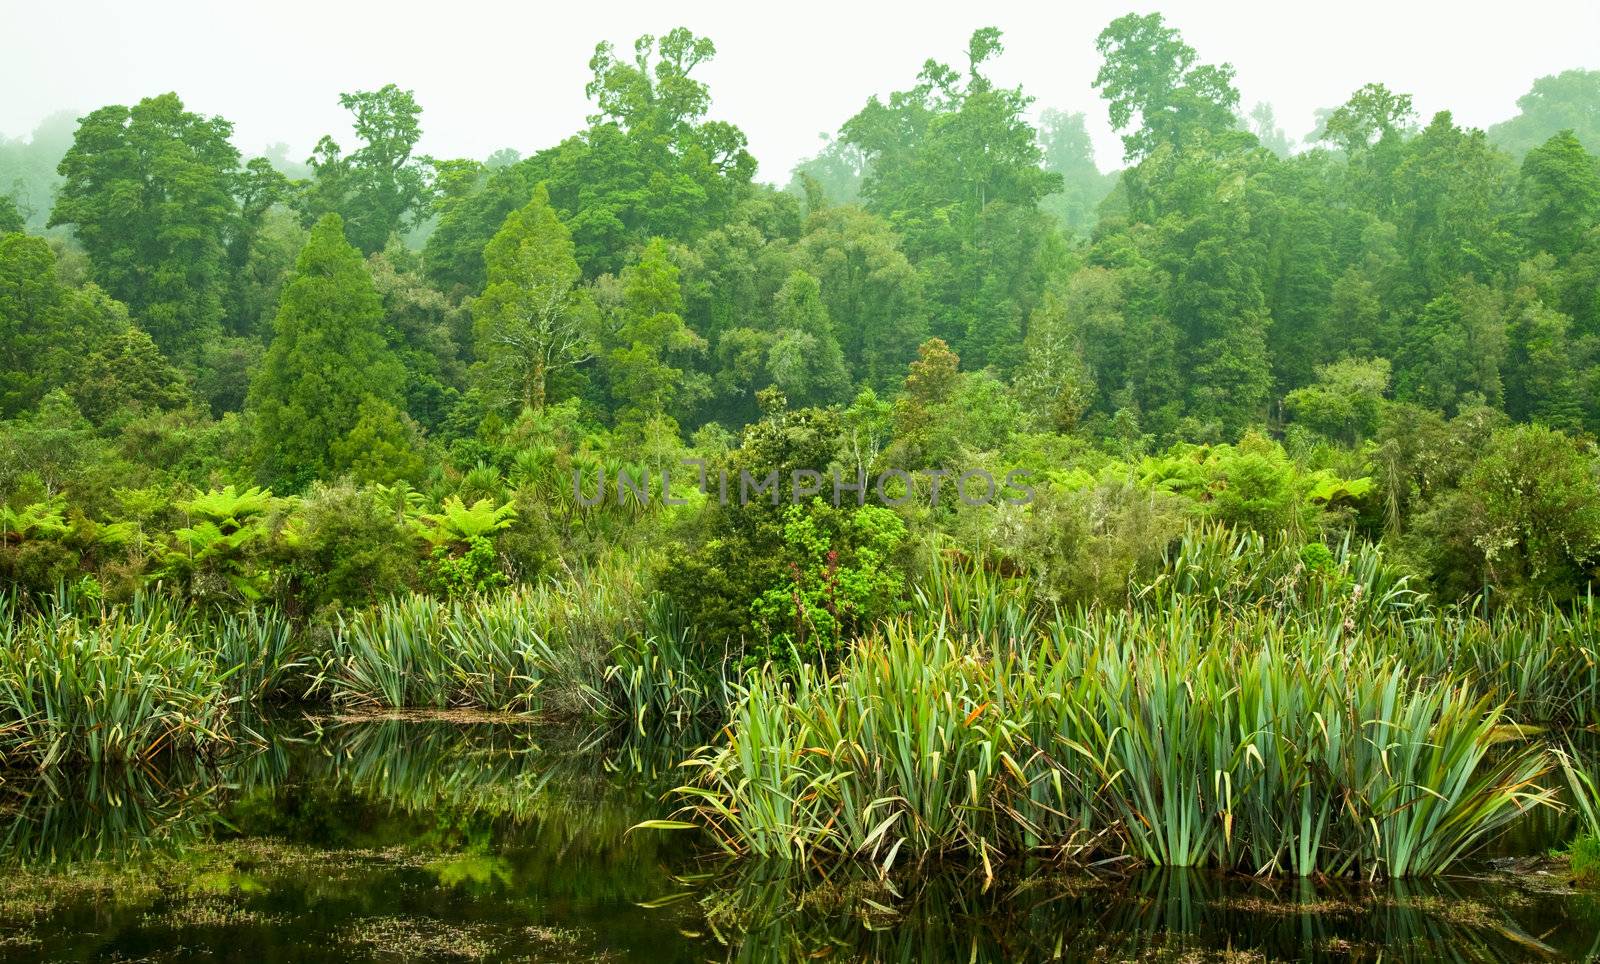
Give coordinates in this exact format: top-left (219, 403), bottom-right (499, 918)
top-left (1570, 834), bottom-right (1600, 886)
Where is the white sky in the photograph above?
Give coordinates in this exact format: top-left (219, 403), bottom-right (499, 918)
top-left (4, 0), bottom-right (1598, 180)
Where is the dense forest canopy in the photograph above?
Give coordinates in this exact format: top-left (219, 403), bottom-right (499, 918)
top-left (3, 15), bottom-right (1600, 629)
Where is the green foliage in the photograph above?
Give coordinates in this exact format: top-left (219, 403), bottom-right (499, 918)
top-left (423, 158), bottom-right (538, 295)
top-left (1573, 834), bottom-right (1600, 887)
top-left (181, 484), bottom-right (275, 528)
top-left (0, 496), bottom-right (85, 593)
top-left (1519, 131), bottom-right (1600, 259)
top-left (658, 402), bottom-right (913, 664)
top-left (320, 571), bottom-right (641, 715)
top-left (414, 496), bottom-right (517, 546)
top-left (797, 205), bottom-right (926, 392)
top-left (1428, 424), bottom-right (1600, 601)
top-left (299, 84), bottom-right (433, 255)
top-left (49, 93), bottom-right (241, 356)
top-left (211, 605), bottom-right (302, 702)
top-left (412, 496), bottom-right (516, 597)
top-left (1138, 435), bottom-right (1372, 539)
top-left (70, 327), bottom-right (193, 426)
top-left (0, 497), bottom-right (70, 541)
top-left (0, 112), bottom-right (73, 234)
top-left (271, 482), bottom-right (418, 614)
top-left (675, 613), bottom-right (1554, 876)
top-left (1285, 357), bottom-right (1391, 444)
top-left (427, 536), bottom-right (507, 598)
top-left (142, 485), bottom-right (274, 606)
top-left (248, 214), bottom-right (408, 487)
top-left (1394, 282), bottom-right (1508, 412)
top-left (0, 611), bottom-right (235, 766)
top-left (607, 593), bottom-right (727, 732)
top-left (765, 270), bottom-right (850, 409)
top-left (1488, 69), bottom-right (1600, 157)
top-left (0, 233), bottom-right (128, 417)
top-left (601, 237), bottom-right (704, 432)
top-left (997, 471), bottom-right (1188, 606)
top-left (366, 248), bottom-right (467, 431)
top-left (1037, 108), bottom-right (1117, 237)
top-left (8, 15), bottom-right (1600, 872)
top-left (472, 184), bottom-right (595, 413)
top-left (1320, 82), bottom-right (1417, 156)
top-left (571, 29), bottom-right (756, 273)
top-left (842, 29), bottom-right (1060, 371)
top-left (327, 396), bottom-right (428, 487)
top-left (1557, 748), bottom-right (1600, 885)
top-left (749, 501), bottom-right (909, 665)
top-left (0, 194), bottom-right (23, 234)
top-left (1094, 12), bottom-right (1241, 161)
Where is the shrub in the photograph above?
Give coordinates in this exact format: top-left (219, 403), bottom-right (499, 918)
top-left (270, 481), bottom-right (419, 615)
top-left (660, 404), bottom-right (912, 666)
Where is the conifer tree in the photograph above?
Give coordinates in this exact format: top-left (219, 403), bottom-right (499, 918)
top-left (249, 214), bottom-right (406, 487)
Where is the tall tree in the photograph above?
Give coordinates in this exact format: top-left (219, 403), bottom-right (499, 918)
top-left (1037, 108), bottom-right (1116, 237)
top-left (787, 135), bottom-right (868, 206)
top-left (0, 233), bottom-right (127, 416)
top-left (0, 111), bottom-right (75, 233)
top-left (368, 247), bottom-right (466, 431)
top-left (1487, 69), bottom-right (1600, 157)
top-left (249, 214), bottom-right (407, 486)
top-left (49, 93), bottom-right (241, 355)
top-left (766, 270), bottom-right (850, 408)
top-left (1389, 112), bottom-right (1521, 295)
top-left (1248, 102), bottom-right (1294, 157)
top-left (1175, 222), bottom-right (1275, 436)
top-left (1093, 12), bottom-right (1242, 161)
top-left (472, 185), bottom-right (597, 413)
top-left (1393, 280), bottom-right (1507, 413)
top-left (841, 27), bottom-right (1061, 370)
top-left (1314, 83), bottom-right (1418, 217)
top-left (1320, 83), bottom-right (1417, 156)
top-left (423, 29), bottom-right (756, 288)
top-left (301, 85), bottom-right (433, 254)
top-left (70, 326), bottom-right (192, 425)
top-left (1013, 280), bottom-right (1096, 432)
top-left (424, 160), bottom-right (536, 296)
top-left (225, 157), bottom-right (290, 334)
top-left (0, 195), bottom-right (22, 235)
top-left (1519, 130), bottom-right (1600, 260)
top-left (571, 28), bottom-right (757, 273)
top-left (602, 237), bottom-right (704, 432)
top-left (798, 205), bottom-right (926, 391)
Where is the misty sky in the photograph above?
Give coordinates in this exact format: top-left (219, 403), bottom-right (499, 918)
top-left (4, 0), bottom-right (1598, 181)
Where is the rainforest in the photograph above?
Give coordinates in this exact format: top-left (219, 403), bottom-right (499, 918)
top-left (1, 8), bottom-right (1600, 962)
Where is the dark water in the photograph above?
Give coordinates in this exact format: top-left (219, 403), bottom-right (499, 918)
top-left (0, 717), bottom-right (1596, 963)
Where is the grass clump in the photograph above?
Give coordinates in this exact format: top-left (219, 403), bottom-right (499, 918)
top-left (0, 612), bottom-right (235, 767)
top-left (319, 562), bottom-right (657, 717)
top-left (674, 609), bottom-right (1556, 879)
top-left (1558, 748), bottom-right (1600, 885)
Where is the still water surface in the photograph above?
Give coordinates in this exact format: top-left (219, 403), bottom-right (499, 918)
top-left (0, 717), bottom-right (1595, 962)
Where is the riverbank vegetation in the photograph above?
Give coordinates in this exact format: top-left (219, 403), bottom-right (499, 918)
top-left (3, 14), bottom-right (1599, 879)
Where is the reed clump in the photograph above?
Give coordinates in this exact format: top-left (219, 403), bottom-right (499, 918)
top-left (0, 612), bottom-right (235, 767)
top-left (675, 605), bottom-right (1558, 879)
top-left (0, 593), bottom-right (302, 767)
top-left (318, 562), bottom-right (682, 717)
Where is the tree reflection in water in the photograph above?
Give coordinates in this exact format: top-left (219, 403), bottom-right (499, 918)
top-left (0, 717), bottom-right (1595, 962)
